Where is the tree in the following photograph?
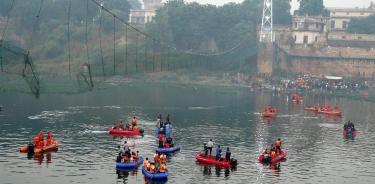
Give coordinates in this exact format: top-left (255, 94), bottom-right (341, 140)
top-left (146, 0), bottom-right (262, 52)
top-left (298, 0), bottom-right (328, 16)
top-left (274, 0), bottom-right (292, 25)
top-left (347, 15), bottom-right (375, 34)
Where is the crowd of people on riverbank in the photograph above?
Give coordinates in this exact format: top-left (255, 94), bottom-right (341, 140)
top-left (282, 75), bottom-right (370, 93)
top-left (252, 74), bottom-right (371, 94)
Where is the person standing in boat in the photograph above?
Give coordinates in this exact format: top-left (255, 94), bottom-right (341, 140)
top-left (131, 117), bottom-right (137, 127)
top-left (156, 114), bottom-right (162, 128)
top-left (207, 139), bottom-right (214, 155)
top-left (225, 147), bottom-right (231, 161)
top-left (275, 138), bottom-right (282, 154)
top-left (215, 145), bottom-right (222, 161)
top-left (166, 114), bottom-right (170, 124)
top-left (333, 104), bottom-right (340, 112)
top-left (158, 132), bottom-right (164, 148)
top-left (203, 143), bottom-right (208, 156)
top-left (119, 121), bottom-right (124, 130)
top-left (123, 141), bottom-right (131, 157)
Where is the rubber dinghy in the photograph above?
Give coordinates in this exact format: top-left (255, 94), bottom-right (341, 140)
top-left (108, 127), bottom-right (144, 136)
top-left (142, 166), bottom-right (168, 180)
top-left (195, 153), bottom-right (238, 168)
top-left (258, 149), bottom-right (287, 164)
top-left (304, 107), bottom-right (319, 112)
top-left (317, 109), bottom-right (341, 116)
top-left (262, 111), bottom-right (277, 118)
top-left (116, 157), bottom-right (143, 170)
top-left (20, 140), bottom-right (58, 155)
top-left (156, 144), bottom-right (181, 154)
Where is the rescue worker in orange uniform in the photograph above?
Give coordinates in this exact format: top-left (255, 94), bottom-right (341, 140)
top-left (46, 132), bottom-right (53, 145)
top-left (38, 138), bottom-right (45, 149)
top-left (153, 152), bottom-right (160, 166)
top-left (159, 163), bottom-right (167, 173)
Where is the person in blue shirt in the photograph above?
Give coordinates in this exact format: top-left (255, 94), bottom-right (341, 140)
top-left (215, 145), bottom-right (222, 161)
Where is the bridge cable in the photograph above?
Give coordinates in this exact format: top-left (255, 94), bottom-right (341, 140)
top-left (124, 25), bottom-right (128, 74)
top-left (113, 16), bottom-right (116, 74)
top-left (98, 3), bottom-right (105, 76)
top-left (67, 0), bottom-right (71, 75)
top-left (135, 32), bottom-right (139, 73)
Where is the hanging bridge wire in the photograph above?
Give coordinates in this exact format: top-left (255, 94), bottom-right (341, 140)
top-left (124, 24), bottom-right (128, 74)
top-left (98, 2), bottom-right (105, 76)
top-left (113, 16), bottom-right (116, 74)
top-left (67, 0), bottom-right (71, 75)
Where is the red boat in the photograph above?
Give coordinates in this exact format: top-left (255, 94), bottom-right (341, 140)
top-left (258, 149), bottom-right (287, 164)
top-left (261, 106), bottom-right (278, 118)
top-left (317, 109), bottom-right (341, 116)
top-left (304, 106), bottom-right (319, 112)
top-left (262, 112), bottom-right (277, 118)
top-left (195, 153), bottom-right (238, 168)
top-left (108, 127), bottom-right (143, 136)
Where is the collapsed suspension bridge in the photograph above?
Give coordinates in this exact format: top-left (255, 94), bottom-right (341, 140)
top-left (0, 0), bottom-right (265, 97)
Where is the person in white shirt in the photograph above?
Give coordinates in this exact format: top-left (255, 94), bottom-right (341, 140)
top-left (207, 139), bottom-right (214, 155)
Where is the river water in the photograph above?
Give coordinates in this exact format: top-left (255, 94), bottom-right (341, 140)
top-left (0, 82), bottom-right (374, 184)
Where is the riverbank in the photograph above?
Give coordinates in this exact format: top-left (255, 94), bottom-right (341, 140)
top-left (1, 72), bottom-right (374, 102)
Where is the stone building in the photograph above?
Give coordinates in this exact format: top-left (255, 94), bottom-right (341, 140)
top-left (328, 3), bottom-right (375, 31)
top-left (292, 16), bottom-right (328, 45)
top-left (268, 2), bottom-right (375, 79)
top-left (129, 0), bottom-right (163, 25)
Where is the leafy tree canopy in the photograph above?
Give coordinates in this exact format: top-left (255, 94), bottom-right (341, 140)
top-left (298, 0), bottom-right (328, 16)
top-left (347, 14), bottom-right (375, 34)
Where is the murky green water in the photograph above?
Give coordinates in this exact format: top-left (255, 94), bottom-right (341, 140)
top-left (1, 82), bottom-right (375, 184)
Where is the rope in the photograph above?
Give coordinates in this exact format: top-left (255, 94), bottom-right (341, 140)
top-left (124, 25), bottom-right (128, 74)
top-left (85, 0), bottom-right (90, 65)
top-left (113, 16), bottom-right (116, 74)
top-left (98, 3), bottom-right (105, 76)
top-left (135, 32), bottom-right (139, 73)
top-left (144, 37), bottom-right (147, 72)
top-left (67, 0), bottom-right (71, 74)
top-left (28, 0), bottom-right (44, 51)
top-left (151, 43), bottom-right (155, 72)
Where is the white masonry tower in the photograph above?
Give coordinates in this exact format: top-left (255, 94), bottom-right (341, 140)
top-left (259, 0), bottom-right (273, 43)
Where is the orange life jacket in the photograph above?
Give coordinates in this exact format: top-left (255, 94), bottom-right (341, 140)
top-left (271, 151), bottom-right (276, 158)
top-left (47, 132), bottom-right (52, 140)
top-left (154, 153), bottom-right (159, 162)
top-left (159, 164), bottom-right (167, 173)
top-left (38, 140), bottom-right (45, 148)
top-left (38, 132), bottom-right (43, 141)
top-left (275, 140), bottom-right (281, 147)
top-left (34, 137), bottom-right (39, 146)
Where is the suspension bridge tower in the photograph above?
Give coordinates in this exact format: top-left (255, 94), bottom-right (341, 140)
top-left (257, 0), bottom-right (274, 76)
top-left (259, 0), bottom-right (273, 43)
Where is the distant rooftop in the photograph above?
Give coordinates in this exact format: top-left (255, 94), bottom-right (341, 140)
top-left (327, 2), bottom-right (375, 12)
